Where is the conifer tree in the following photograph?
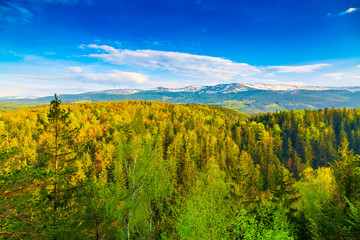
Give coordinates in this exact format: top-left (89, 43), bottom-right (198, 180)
top-left (332, 136), bottom-right (360, 201)
top-left (37, 94), bottom-right (80, 239)
top-left (237, 151), bottom-right (260, 203)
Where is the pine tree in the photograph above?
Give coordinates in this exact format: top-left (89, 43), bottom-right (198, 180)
top-left (237, 151), bottom-right (261, 203)
top-left (332, 136), bottom-right (360, 201)
top-left (37, 94), bottom-right (80, 239)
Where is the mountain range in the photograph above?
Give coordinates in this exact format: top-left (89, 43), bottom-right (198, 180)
top-left (3, 83), bottom-right (360, 114)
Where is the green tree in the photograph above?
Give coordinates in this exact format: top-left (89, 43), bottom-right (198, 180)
top-left (236, 200), bottom-right (294, 240)
top-left (0, 147), bottom-right (43, 238)
top-left (100, 116), bottom-right (172, 239)
top-left (235, 151), bottom-right (260, 204)
top-left (176, 157), bottom-right (233, 239)
top-left (37, 94), bottom-right (80, 239)
top-left (332, 137), bottom-right (360, 201)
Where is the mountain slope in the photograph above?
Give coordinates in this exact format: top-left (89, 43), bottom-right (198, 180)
top-left (3, 83), bottom-right (360, 113)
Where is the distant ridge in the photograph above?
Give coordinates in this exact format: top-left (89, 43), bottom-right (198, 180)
top-left (3, 83), bottom-right (360, 114)
top-left (87, 83), bottom-right (360, 96)
top-left (3, 83), bottom-right (360, 100)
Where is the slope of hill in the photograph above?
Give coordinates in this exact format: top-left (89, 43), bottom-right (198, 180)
top-left (3, 83), bottom-right (360, 113)
top-left (1, 100), bottom-right (359, 239)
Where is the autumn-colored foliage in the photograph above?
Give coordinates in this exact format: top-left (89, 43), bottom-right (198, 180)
top-left (0, 99), bottom-right (359, 239)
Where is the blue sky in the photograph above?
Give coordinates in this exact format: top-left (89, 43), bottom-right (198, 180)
top-left (0, 0), bottom-right (360, 97)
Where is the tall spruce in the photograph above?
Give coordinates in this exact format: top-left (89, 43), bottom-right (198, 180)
top-left (37, 94), bottom-right (79, 239)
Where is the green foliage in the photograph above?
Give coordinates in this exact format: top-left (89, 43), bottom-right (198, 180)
top-left (36, 94), bottom-right (81, 239)
top-left (176, 158), bottom-right (232, 239)
top-left (295, 148), bottom-right (360, 239)
top-left (236, 200), bottom-right (294, 240)
top-left (2, 99), bottom-right (360, 239)
top-left (332, 137), bottom-right (360, 201)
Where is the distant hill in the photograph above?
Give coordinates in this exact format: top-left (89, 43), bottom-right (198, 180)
top-left (3, 83), bottom-right (360, 113)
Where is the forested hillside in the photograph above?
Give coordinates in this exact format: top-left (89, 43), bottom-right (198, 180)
top-left (1, 98), bottom-right (359, 239)
top-left (5, 84), bottom-right (360, 114)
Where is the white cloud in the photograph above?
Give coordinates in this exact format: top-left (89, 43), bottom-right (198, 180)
top-left (322, 72), bottom-right (345, 80)
top-left (266, 64), bottom-right (332, 73)
top-left (339, 8), bottom-right (359, 16)
top-left (86, 44), bottom-right (261, 80)
top-left (0, 67), bottom-right (148, 97)
top-left (357, 65), bottom-right (360, 68)
top-left (346, 8), bottom-right (358, 13)
top-left (67, 66), bottom-right (83, 73)
top-left (83, 70), bottom-right (148, 84)
top-left (0, 80), bottom-right (101, 98)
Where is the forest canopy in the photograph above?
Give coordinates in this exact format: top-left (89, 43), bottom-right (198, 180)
top-left (0, 98), bottom-right (359, 239)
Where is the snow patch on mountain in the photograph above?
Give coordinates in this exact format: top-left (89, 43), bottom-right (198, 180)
top-left (87, 83), bottom-right (360, 95)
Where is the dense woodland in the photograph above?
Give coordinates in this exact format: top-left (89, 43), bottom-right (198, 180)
top-left (0, 97), bottom-right (359, 239)
top-left (0, 102), bottom-right (44, 113)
